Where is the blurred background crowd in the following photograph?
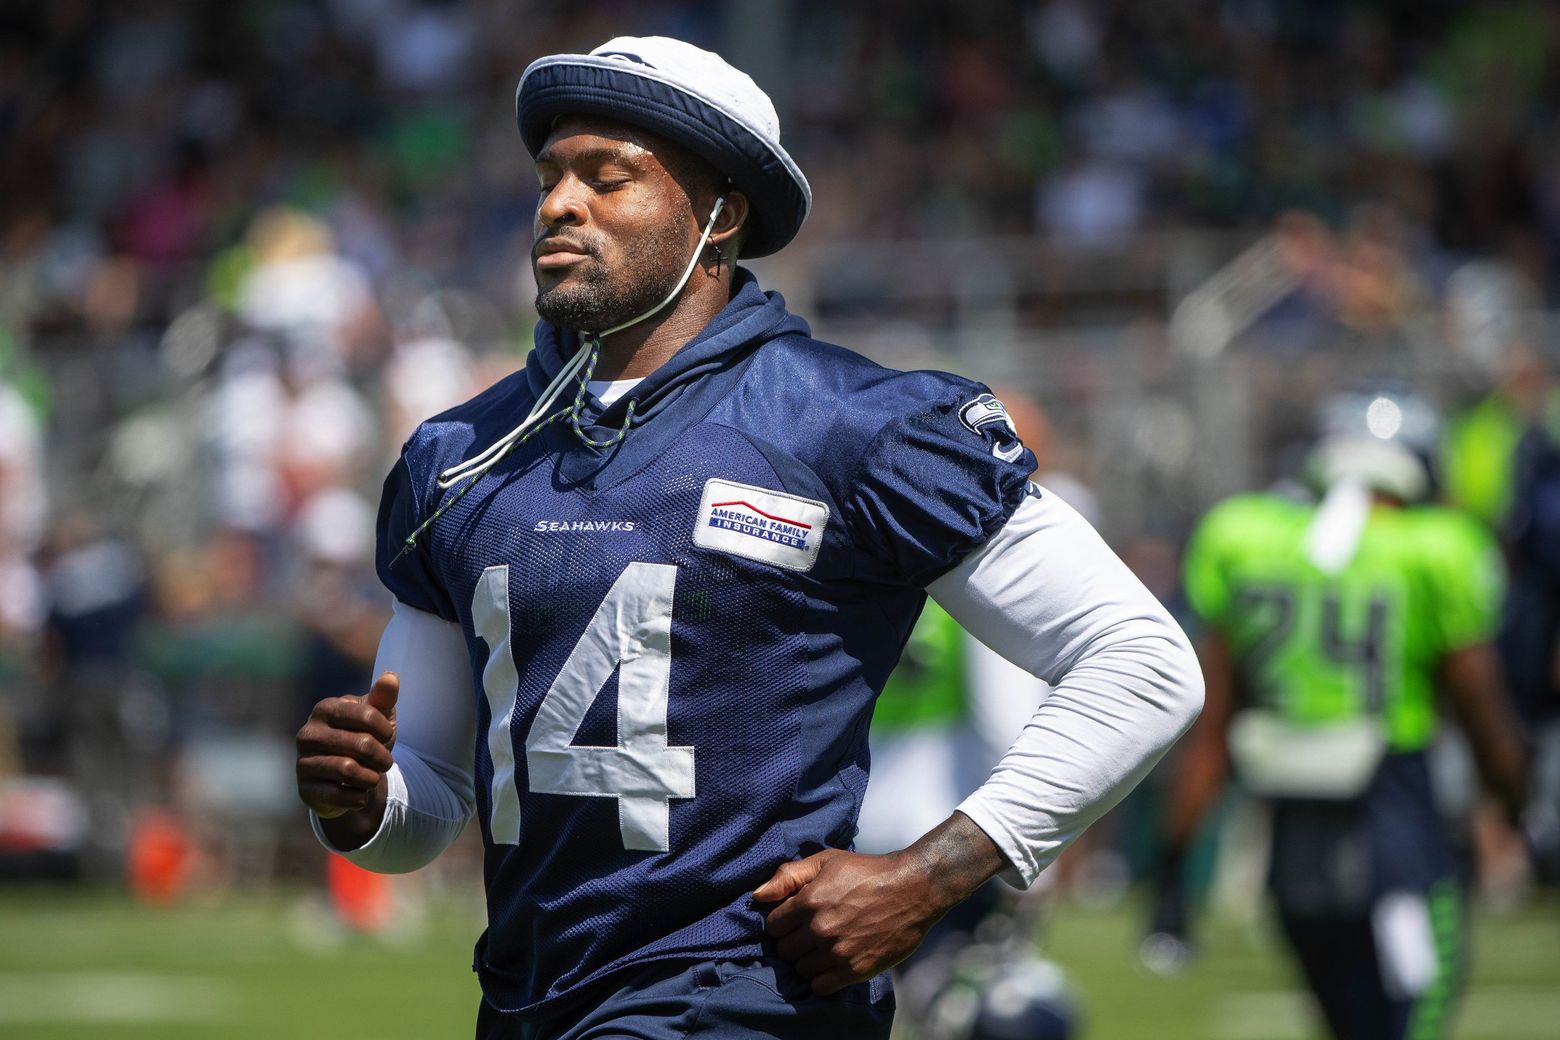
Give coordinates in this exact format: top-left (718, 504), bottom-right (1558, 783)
top-left (0, 0), bottom-right (1557, 949)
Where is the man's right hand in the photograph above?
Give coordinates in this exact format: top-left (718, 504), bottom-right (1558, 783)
top-left (295, 671), bottom-right (399, 847)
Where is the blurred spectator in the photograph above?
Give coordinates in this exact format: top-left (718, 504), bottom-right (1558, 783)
top-left (38, 515), bottom-right (147, 878)
top-left (1503, 404), bottom-right (1560, 885)
top-left (1499, 353), bottom-right (1560, 757)
top-left (236, 207), bottom-right (381, 369)
top-left (382, 328), bottom-right (475, 451)
top-left (290, 486), bottom-right (387, 720)
top-left (203, 337), bottom-right (291, 532)
top-left (1038, 155), bottom-right (1146, 248)
top-left (4, 0), bottom-right (1560, 901)
top-left (0, 374), bottom-right (48, 787)
top-left (275, 361), bottom-right (378, 508)
top-left (370, 0), bottom-right (479, 97)
top-left (1444, 341), bottom-right (1556, 530)
top-left (0, 376), bottom-right (46, 553)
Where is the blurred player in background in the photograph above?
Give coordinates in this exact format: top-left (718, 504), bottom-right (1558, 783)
top-left (1150, 386), bottom-right (1530, 1040)
top-left (1503, 379), bottom-right (1560, 883)
top-left (295, 35), bottom-right (1201, 1040)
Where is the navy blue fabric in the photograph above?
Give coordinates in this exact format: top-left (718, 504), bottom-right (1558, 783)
top-left (1278, 914), bottom-right (1412, 1040)
top-left (374, 268), bottom-right (1033, 1019)
top-left (1266, 754), bottom-right (1467, 1039)
top-left (1362, 753), bottom-right (1462, 897)
top-left (1499, 423), bottom-right (1560, 727)
top-left (1266, 752), bottom-right (1462, 917)
top-left (474, 958), bottom-right (893, 1040)
top-left (516, 62), bottom-right (807, 257)
top-left (377, 455), bottom-right (460, 621)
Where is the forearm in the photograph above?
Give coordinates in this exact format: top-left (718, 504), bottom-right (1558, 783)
top-left (1163, 633), bottom-right (1235, 856)
top-left (902, 811), bottom-right (1008, 913)
top-left (1441, 643), bottom-right (1529, 819)
top-left (1466, 722), bottom-right (1527, 818)
top-left (1163, 725), bottom-right (1227, 857)
top-left (930, 489), bottom-right (1204, 886)
top-left (956, 628), bottom-right (1202, 883)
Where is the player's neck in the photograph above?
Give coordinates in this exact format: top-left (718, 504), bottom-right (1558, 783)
top-left (590, 270), bottom-right (732, 381)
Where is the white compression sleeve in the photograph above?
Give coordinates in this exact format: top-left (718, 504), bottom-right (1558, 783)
top-left (309, 599), bottom-right (478, 873)
top-left (928, 487), bottom-right (1204, 886)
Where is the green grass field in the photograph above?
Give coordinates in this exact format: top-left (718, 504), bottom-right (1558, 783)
top-left (0, 887), bottom-right (1555, 1038)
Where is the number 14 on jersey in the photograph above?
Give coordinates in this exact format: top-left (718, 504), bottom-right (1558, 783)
top-left (471, 562), bottom-right (696, 852)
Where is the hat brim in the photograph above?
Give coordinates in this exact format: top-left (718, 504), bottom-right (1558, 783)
top-left (516, 56), bottom-right (810, 258)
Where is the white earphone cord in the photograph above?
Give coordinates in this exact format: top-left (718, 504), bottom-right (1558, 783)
top-left (435, 196), bottom-right (726, 490)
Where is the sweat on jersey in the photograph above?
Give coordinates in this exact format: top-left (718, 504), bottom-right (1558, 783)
top-left (375, 270), bottom-right (1035, 1016)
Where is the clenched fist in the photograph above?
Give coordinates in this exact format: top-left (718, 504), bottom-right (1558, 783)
top-left (295, 671), bottom-right (399, 848)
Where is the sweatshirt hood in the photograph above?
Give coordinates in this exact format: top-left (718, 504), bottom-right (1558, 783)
top-left (526, 267), bottom-right (809, 429)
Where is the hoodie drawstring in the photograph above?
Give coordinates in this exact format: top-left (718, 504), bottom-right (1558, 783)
top-left (392, 197), bottom-right (727, 563)
top-left (567, 334), bottom-right (638, 450)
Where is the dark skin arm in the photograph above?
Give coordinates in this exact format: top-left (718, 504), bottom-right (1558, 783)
top-left (295, 671), bottom-right (400, 851)
top-left (1438, 643), bottom-right (1529, 823)
top-left (1139, 631), bottom-right (1233, 954)
top-left (753, 811), bottom-right (1007, 995)
top-left (1163, 631), bottom-right (1237, 858)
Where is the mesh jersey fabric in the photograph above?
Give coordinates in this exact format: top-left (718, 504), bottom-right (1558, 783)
top-left (1182, 492), bottom-right (1503, 752)
top-left (373, 268), bottom-right (1034, 1017)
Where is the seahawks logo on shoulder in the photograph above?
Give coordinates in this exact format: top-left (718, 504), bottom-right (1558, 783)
top-left (959, 394), bottom-right (1027, 464)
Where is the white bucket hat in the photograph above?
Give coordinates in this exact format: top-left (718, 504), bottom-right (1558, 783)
top-left (515, 36), bottom-right (812, 257)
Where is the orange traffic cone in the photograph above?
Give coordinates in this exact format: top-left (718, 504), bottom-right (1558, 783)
top-left (128, 808), bottom-right (193, 905)
top-left (326, 853), bottom-right (392, 933)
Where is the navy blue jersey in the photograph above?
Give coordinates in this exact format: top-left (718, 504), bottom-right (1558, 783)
top-left (1500, 423), bottom-right (1560, 726)
top-left (377, 270), bottom-right (1034, 1016)
top-left (1266, 752), bottom-right (1462, 917)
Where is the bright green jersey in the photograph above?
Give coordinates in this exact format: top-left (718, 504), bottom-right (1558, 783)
top-left (1443, 395), bottom-right (1525, 528)
top-left (1183, 493), bottom-right (1504, 751)
top-left (1443, 388), bottom-right (1560, 528)
top-left (872, 600), bottom-right (967, 731)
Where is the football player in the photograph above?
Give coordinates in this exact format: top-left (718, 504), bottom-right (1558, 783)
top-left (1502, 387), bottom-right (1560, 883)
top-left (295, 36), bottom-right (1202, 1039)
top-left (1151, 387), bottom-right (1529, 1039)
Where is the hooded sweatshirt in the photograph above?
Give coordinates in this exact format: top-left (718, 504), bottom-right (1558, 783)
top-left (344, 269), bottom-right (1203, 1019)
top-left (368, 269), bottom-right (1030, 1014)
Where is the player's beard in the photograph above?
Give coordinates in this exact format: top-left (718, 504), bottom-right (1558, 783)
top-left (534, 203), bottom-right (695, 334)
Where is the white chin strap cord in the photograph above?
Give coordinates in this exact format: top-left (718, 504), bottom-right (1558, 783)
top-left (392, 198), bottom-right (726, 562)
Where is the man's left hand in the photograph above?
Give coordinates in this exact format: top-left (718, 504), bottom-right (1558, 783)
top-left (752, 812), bottom-right (1007, 995)
top-left (753, 848), bottom-right (940, 994)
